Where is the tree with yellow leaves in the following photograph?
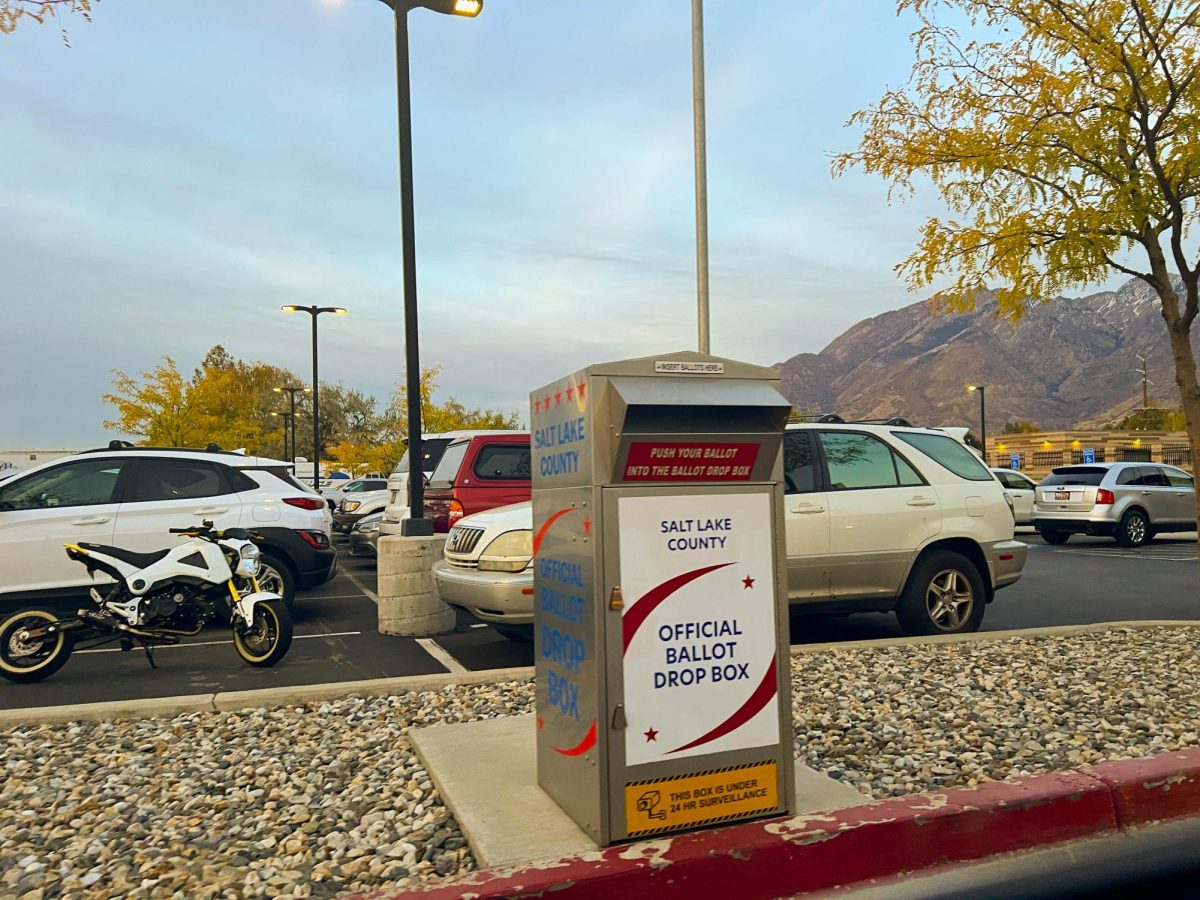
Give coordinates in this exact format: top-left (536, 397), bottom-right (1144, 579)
top-left (836, 0), bottom-right (1200, 524)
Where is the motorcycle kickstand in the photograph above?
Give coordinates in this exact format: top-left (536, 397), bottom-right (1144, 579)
top-left (142, 643), bottom-right (159, 669)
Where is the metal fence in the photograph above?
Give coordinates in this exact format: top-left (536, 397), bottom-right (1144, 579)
top-left (1114, 445), bottom-right (1153, 462)
top-left (1162, 444), bottom-right (1193, 467)
top-left (1070, 448), bottom-right (1106, 463)
top-left (1032, 450), bottom-right (1065, 469)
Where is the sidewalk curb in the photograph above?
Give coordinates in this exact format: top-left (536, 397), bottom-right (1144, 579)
top-left (0, 666), bottom-right (534, 728)
top-left (1, 621), bottom-right (1194, 727)
top-left (375, 746), bottom-right (1200, 899)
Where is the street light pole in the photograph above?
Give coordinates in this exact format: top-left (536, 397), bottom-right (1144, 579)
top-left (282, 306), bottom-right (347, 488)
top-left (274, 385), bottom-right (309, 465)
top-left (377, 0), bottom-right (482, 536)
top-left (691, 0), bottom-right (710, 355)
top-left (969, 385), bottom-right (987, 464)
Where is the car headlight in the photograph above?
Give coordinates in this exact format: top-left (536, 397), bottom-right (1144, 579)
top-left (358, 521), bottom-right (380, 534)
top-left (239, 543), bottom-right (262, 577)
top-left (477, 530), bottom-right (533, 572)
top-left (343, 501), bottom-right (361, 512)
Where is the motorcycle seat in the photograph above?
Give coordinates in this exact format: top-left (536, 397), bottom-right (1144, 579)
top-left (78, 544), bottom-right (171, 570)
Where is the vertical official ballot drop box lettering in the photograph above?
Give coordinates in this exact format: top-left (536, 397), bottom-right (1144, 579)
top-left (531, 352), bottom-right (795, 844)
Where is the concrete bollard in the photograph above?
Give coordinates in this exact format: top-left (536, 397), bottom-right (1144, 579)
top-left (376, 534), bottom-right (455, 636)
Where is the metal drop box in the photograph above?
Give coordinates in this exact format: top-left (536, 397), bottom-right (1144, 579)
top-left (531, 351), bottom-right (795, 844)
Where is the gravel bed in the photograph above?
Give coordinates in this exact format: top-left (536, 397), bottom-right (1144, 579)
top-left (792, 626), bottom-right (1200, 798)
top-left (1, 626), bottom-right (1197, 898)
top-left (1, 682), bottom-right (534, 900)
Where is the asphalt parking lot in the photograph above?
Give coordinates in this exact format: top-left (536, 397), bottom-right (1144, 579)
top-left (1, 530), bottom-right (1196, 710)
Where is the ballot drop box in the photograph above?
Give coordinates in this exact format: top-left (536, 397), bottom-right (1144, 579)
top-left (531, 352), bottom-right (795, 844)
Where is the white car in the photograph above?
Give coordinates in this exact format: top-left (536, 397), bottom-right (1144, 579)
top-left (322, 476), bottom-right (388, 512)
top-left (435, 422), bottom-right (1027, 639)
top-left (332, 487), bottom-right (390, 533)
top-left (991, 467), bottom-right (1037, 525)
top-left (0, 443), bottom-right (336, 608)
top-left (434, 501), bottom-right (533, 642)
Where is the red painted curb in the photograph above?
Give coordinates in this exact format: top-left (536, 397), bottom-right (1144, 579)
top-left (1083, 747), bottom-right (1200, 827)
top-left (365, 770), bottom-right (1115, 899)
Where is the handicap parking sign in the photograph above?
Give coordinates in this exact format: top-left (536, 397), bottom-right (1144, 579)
top-left (1082, 448), bottom-right (1096, 464)
top-left (1010, 453), bottom-right (1020, 470)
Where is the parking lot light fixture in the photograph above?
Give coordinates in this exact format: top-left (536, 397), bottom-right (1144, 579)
top-left (280, 306), bottom-right (349, 488)
top-left (374, 0), bottom-right (482, 537)
top-left (967, 385), bottom-right (987, 464)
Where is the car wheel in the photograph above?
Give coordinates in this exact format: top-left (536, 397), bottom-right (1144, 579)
top-left (1115, 509), bottom-right (1151, 548)
top-left (491, 623), bottom-right (534, 643)
top-left (895, 550), bottom-right (987, 636)
top-left (1040, 530), bottom-right (1070, 545)
top-left (257, 551), bottom-right (297, 609)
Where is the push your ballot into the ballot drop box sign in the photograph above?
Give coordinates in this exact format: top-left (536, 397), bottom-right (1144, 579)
top-left (531, 352), bottom-right (796, 846)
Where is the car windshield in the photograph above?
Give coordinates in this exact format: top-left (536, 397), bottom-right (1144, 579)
top-left (344, 480), bottom-right (371, 493)
top-left (891, 432), bottom-right (992, 481)
top-left (1041, 467), bottom-right (1107, 486)
top-left (428, 440), bottom-right (470, 487)
top-left (391, 438), bottom-right (453, 476)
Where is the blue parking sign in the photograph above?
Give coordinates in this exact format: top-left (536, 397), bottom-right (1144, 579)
top-left (1082, 448), bottom-right (1095, 464)
top-left (1010, 453), bottom-right (1020, 470)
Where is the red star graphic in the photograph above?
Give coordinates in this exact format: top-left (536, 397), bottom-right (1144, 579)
top-left (537, 715), bottom-right (544, 731)
top-left (555, 390), bottom-right (563, 407)
top-left (544, 394), bottom-right (551, 409)
top-left (644, 727), bottom-right (658, 742)
top-left (742, 575), bottom-right (756, 589)
top-left (577, 383), bottom-right (586, 402)
top-left (534, 398), bottom-right (541, 413)
top-left (566, 384), bottom-right (575, 401)
top-left (582, 518), bottom-right (592, 537)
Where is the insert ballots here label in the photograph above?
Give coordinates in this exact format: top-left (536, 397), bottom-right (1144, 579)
top-left (619, 493), bottom-right (780, 767)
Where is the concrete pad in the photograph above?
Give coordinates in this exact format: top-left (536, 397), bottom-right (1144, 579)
top-left (409, 713), bottom-right (871, 869)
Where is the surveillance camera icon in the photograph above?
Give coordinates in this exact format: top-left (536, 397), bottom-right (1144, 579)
top-left (636, 790), bottom-right (666, 821)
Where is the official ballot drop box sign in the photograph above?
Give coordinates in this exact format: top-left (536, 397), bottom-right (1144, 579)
top-left (531, 351), bottom-right (795, 844)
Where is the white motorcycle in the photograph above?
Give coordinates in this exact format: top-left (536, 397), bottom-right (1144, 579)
top-left (0, 522), bottom-right (293, 683)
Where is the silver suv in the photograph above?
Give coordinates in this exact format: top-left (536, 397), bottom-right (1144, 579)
top-left (1032, 463), bottom-right (1197, 547)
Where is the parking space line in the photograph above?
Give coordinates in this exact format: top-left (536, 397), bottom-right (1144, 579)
top-left (416, 638), bottom-right (468, 674)
top-left (340, 569), bottom-right (380, 605)
top-left (77, 631), bottom-right (362, 654)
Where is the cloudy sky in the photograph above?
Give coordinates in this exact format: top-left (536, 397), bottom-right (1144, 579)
top-left (3, 0), bottom-right (963, 447)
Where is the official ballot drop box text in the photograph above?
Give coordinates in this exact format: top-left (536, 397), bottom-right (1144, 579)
top-left (531, 352), bottom-right (795, 844)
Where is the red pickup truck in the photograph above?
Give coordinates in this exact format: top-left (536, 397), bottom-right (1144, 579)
top-left (422, 432), bottom-right (530, 532)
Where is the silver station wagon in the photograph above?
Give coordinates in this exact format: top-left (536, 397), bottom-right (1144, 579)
top-left (1032, 463), bottom-right (1197, 547)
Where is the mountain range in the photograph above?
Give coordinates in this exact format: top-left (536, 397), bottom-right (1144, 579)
top-left (776, 278), bottom-right (1199, 431)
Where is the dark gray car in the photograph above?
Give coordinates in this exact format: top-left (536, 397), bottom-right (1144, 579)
top-left (1032, 463), bottom-right (1196, 546)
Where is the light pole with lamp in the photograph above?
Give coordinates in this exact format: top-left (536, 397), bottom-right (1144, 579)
top-left (281, 306), bottom-right (348, 488)
top-left (968, 384), bottom-right (987, 464)
top-left (273, 385), bottom-right (310, 465)
top-left (270, 412), bottom-right (291, 464)
top-left (376, 0), bottom-right (482, 536)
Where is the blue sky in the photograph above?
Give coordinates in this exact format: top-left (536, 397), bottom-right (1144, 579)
top-left (3, 0), bottom-right (954, 446)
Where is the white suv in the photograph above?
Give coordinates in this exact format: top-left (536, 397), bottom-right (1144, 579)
top-left (434, 422), bottom-right (1027, 639)
top-left (0, 443), bottom-right (337, 608)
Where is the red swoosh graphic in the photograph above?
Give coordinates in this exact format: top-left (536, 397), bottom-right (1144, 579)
top-left (669, 656), bottom-right (778, 754)
top-left (533, 507), bottom-right (576, 555)
top-left (621, 562), bottom-right (735, 653)
top-left (551, 718), bottom-right (597, 756)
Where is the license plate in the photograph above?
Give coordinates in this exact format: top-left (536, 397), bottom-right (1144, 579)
top-left (1055, 491), bottom-right (1070, 500)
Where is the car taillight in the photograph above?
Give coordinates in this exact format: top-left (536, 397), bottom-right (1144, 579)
top-left (1096, 489), bottom-right (1115, 505)
top-left (449, 498), bottom-right (465, 526)
top-left (284, 497), bottom-right (325, 510)
top-left (299, 530), bottom-right (330, 549)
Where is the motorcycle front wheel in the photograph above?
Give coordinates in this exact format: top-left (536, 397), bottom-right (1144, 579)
top-left (231, 600), bottom-right (292, 667)
top-left (0, 608), bottom-right (75, 683)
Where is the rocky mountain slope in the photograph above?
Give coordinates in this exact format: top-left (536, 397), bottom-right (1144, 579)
top-left (777, 279), bottom-right (1198, 430)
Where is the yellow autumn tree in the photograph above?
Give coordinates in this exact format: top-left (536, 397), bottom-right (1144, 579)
top-left (102, 357), bottom-right (207, 447)
top-left (835, 0), bottom-right (1200, 524)
top-left (0, 0), bottom-right (94, 35)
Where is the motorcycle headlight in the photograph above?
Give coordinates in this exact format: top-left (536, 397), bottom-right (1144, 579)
top-left (477, 530), bottom-right (533, 572)
top-left (239, 543), bottom-right (262, 577)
